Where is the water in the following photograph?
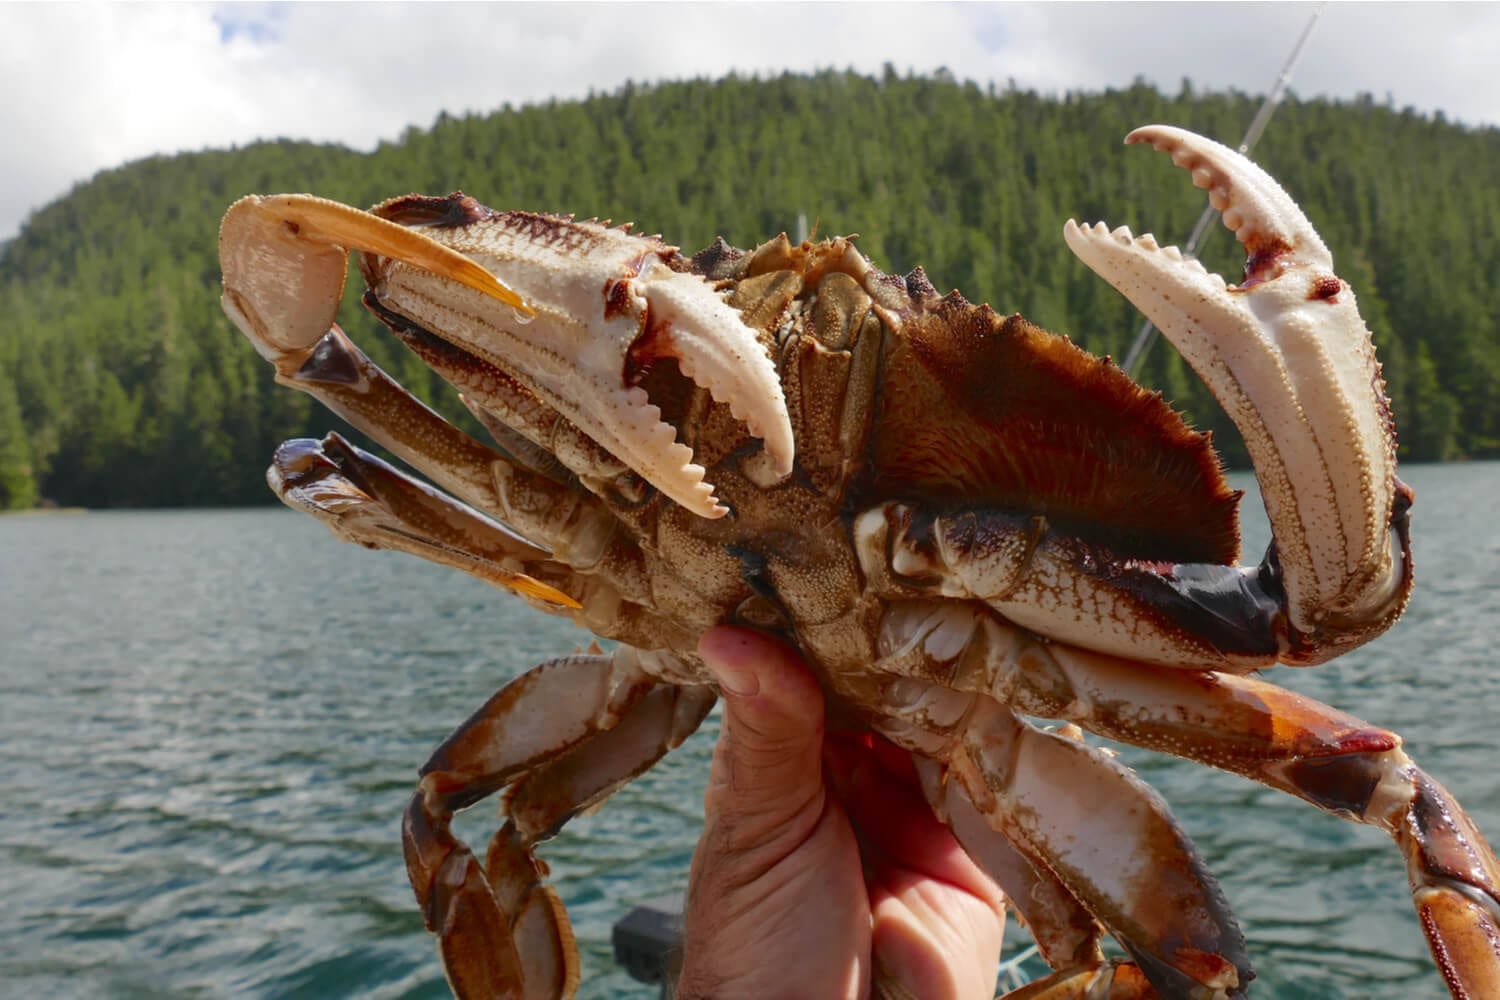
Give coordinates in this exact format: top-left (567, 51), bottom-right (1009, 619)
top-left (3, 463), bottom-right (1498, 999)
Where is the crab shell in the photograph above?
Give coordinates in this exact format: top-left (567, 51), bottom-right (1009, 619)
top-left (218, 127), bottom-right (1500, 999)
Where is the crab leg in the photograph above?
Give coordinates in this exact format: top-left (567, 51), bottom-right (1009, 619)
top-left (1064, 127), bottom-right (1410, 663)
top-left (269, 432), bottom-right (577, 610)
top-left (910, 756), bottom-right (1144, 993)
top-left (950, 705), bottom-right (1248, 998)
top-left (870, 602), bottom-right (1500, 998)
top-left (405, 646), bottom-right (714, 1000)
top-left (229, 293), bottom-right (674, 615)
top-left (266, 431), bottom-right (710, 653)
top-left (869, 668), bottom-right (1248, 999)
top-left (919, 743), bottom-right (1196, 999)
top-left (923, 763), bottom-right (1109, 974)
top-left (1018, 644), bottom-right (1500, 1000)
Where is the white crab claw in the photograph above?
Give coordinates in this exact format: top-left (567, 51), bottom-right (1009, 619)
top-left (1064, 126), bottom-right (1405, 656)
top-left (365, 206), bottom-right (793, 520)
top-left (635, 259), bottom-right (796, 483)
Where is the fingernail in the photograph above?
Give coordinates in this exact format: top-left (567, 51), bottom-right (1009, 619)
top-left (698, 629), bottom-right (762, 697)
top-left (707, 655), bottom-right (759, 698)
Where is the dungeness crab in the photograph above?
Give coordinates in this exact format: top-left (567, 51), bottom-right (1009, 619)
top-left (219, 126), bottom-right (1500, 998)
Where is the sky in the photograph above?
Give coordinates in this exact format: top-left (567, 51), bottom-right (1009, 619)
top-left (4, 2), bottom-right (1498, 243)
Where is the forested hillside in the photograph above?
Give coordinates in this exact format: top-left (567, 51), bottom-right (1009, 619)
top-left (2, 70), bottom-right (1497, 509)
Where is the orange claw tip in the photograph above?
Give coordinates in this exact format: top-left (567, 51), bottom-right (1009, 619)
top-left (1169, 947), bottom-right (1243, 993)
top-left (498, 571), bottom-right (582, 610)
top-left (246, 194), bottom-right (535, 318)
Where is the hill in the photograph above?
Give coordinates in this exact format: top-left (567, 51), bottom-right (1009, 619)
top-left (2, 70), bottom-right (1497, 509)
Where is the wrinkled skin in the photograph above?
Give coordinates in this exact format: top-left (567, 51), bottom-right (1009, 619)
top-left (677, 626), bottom-right (1009, 1000)
top-left (219, 126), bottom-right (1500, 999)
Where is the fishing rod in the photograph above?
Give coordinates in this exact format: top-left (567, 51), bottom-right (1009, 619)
top-left (1120, 5), bottom-right (1325, 377)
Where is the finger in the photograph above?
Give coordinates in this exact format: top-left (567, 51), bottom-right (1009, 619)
top-left (829, 742), bottom-right (1006, 913)
top-left (871, 873), bottom-right (1005, 1000)
top-left (698, 626), bottom-right (828, 834)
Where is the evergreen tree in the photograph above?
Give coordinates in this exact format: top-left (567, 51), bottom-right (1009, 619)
top-left (2, 72), bottom-right (1496, 508)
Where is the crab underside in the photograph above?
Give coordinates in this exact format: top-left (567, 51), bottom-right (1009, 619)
top-left (219, 127), bottom-right (1500, 999)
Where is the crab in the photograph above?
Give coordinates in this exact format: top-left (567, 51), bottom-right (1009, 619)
top-left (219, 126), bottom-right (1500, 999)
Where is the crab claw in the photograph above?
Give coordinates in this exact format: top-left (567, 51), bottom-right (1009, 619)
top-left (220, 194), bottom-right (794, 520)
top-left (1064, 126), bottom-right (1410, 661)
top-left (219, 194), bottom-right (531, 368)
top-left (357, 198), bottom-right (794, 519)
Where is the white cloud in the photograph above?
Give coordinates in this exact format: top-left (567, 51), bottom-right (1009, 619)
top-left (3, 2), bottom-right (1496, 242)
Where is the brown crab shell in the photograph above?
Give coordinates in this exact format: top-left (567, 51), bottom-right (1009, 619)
top-left (692, 232), bottom-right (1242, 569)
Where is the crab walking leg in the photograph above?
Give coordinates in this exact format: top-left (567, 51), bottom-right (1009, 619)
top-left (404, 646), bottom-right (714, 1000)
top-left (920, 761), bottom-right (1160, 998)
top-left (1064, 126), bottom-right (1410, 662)
top-left (269, 432), bottom-right (576, 609)
top-left (266, 432), bottom-right (707, 653)
top-left (254, 320), bottom-right (672, 603)
top-left (910, 756), bottom-right (1141, 990)
top-left (874, 678), bottom-right (1248, 999)
top-left (870, 603), bottom-right (1500, 998)
top-left (917, 748), bottom-right (1177, 999)
top-left (950, 704), bottom-right (1248, 999)
top-left (1017, 644), bottom-right (1500, 1000)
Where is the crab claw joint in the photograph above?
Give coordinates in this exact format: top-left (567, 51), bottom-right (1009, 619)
top-left (1064, 125), bottom-right (1406, 657)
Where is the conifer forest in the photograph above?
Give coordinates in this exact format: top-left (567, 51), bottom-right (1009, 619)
top-left (2, 70), bottom-right (1497, 509)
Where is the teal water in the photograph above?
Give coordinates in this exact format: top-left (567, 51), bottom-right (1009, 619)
top-left (3, 463), bottom-right (1498, 999)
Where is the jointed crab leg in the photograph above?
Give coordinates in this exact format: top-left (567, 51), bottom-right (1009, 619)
top-left (267, 429), bottom-right (707, 653)
top-left (910, 755), bottom-right (1169, 1000)
top-left (870, 603), bottom-right (1500, 998)
top-left (230, 280), bottom-right (677, 613)
top-left (243, 314), bottom-right (655, 590)
top-left (405, 646), bottom-right (714, 1000)
top-left (270, 432), bottom-right (578, 609)
top-left (869, 662), bottom-right (1248, 998)
top-left (950, 705), bottom-right (1248, 998)
top-left (916, 755), bottom-right (1110, 975)
top-left (1018, 643), bottom-right (1500, 1000)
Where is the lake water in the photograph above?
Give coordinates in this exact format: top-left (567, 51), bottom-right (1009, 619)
top-left (3, 462), bottom-right (1499, 999)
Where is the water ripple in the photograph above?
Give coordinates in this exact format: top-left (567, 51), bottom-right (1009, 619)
top-left (3, 464), bottom-right (1498, 997)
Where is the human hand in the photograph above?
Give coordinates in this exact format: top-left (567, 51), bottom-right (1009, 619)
top-left (676, 626), bottom-right (1007, 1000)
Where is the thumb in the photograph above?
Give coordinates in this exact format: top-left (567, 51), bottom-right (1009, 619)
top-left (699, 626), bottom-right (826, 823)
